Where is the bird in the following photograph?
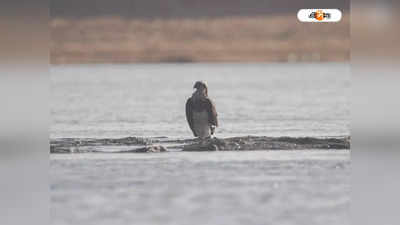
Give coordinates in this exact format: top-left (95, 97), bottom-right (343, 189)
top-left (185, 81), bottom-right (218, 139)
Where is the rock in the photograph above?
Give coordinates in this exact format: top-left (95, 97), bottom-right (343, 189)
top-left (210, 144), bottom-right (219, 151)
top-left (182, 136), bottom-right (350, 151)
top-left (50, 136), bottom-right (350, 154)
top-left (146, 145), bottom-right (167, 152)
top-left (182, 137), bottom-right (226, 151)
top-left (123, 145), bottom-right (167, 153)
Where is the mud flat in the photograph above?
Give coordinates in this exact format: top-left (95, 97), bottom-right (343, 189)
top-left (50, 136), bottom-right (350, 153)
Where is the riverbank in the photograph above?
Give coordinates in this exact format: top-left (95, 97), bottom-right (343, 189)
top-left (51, 14), bottom-right (349, 64)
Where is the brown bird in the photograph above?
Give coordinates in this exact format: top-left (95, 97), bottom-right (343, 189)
top-left (186, 81), bottom-right (218, 138)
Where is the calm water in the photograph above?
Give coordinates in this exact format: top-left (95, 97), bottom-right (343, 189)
top-left (51, 63), bottom-right (350, 139)
top-left (51, 63), bottom-right (350, 225)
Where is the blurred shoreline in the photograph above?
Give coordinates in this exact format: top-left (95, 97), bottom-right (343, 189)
top-left (51, 14), bottom-right (349, 64)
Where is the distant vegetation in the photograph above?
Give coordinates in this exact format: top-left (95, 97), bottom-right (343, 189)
top-left (51, 14), bottom-right (349, 64)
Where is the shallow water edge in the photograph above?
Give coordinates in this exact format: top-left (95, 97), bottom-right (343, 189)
top-left (50, 136), bottom-right (350, 153)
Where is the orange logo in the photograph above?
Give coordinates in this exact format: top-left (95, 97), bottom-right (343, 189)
top-left (309, 10), bottom-right (331, 21)
top-left (315, 10), bottom-right (324, 21)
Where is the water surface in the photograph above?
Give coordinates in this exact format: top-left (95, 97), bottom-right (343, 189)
top-left (51, 63), bottom-right (350, 225)
top-left (51, 63), bottom-right (350, 138)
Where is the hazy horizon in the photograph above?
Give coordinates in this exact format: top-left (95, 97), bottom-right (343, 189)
top-left (50, 1), bottom-right (350, 64)
top-left (51, 0), bottom-right (349, 19)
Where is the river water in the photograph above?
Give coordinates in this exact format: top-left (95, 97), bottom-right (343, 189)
top-left (51, 63), bottom-right (350, 225)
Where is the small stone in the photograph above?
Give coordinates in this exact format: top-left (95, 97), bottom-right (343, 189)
top-left (210, 144), bottom-right (219, 151)
top-left (146, 145), bottom-right (167, 153)
top-left (126, 145), bottom-right (167, 153)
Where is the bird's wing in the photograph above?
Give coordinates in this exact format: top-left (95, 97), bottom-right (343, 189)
top-left (206, 98), bottom-right (218, 127)
top-left (185, 98), bottom-right (196, 135)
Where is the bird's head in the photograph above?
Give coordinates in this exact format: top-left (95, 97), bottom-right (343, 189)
top-left (193, 81), bottom-right (208, 96)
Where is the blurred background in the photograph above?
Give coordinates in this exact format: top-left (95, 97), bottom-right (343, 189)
top-left (50, 0), bottom-right (349, 64)
top-left (352, 1), bottom-right (400, 225)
